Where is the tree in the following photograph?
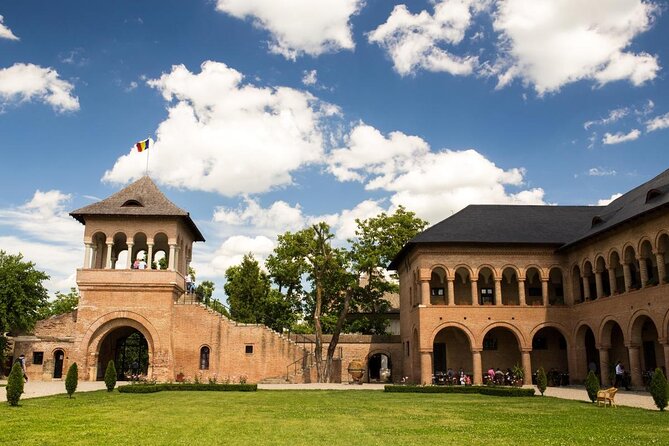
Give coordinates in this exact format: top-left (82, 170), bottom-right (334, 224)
top-left (536, 367), bottom-right (547, 396)
top-left (196, 280), bottom-right (215, 305)
top-left (39, 288), bottom-right (79, 319)
top-left (6, 361), bottom-right (24, 406)
top-left (585, 370), bottom-right (600, 403)
top-left (649, 368), bottom-right (668, 411)
top-left (65, 363), bottom-right (78, 398)
top-left (0, 251), bottom-right (49, 368)
top-left (104, 360), bottom-right (117, 392)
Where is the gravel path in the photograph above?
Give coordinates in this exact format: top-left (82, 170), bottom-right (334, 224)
top-left (1, 380), bottom-right (658, 410)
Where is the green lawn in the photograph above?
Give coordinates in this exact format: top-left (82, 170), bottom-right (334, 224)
top-left (2, 390), bottom-right (667, 445)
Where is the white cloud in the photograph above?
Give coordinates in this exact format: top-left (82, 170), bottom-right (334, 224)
top-left (211, 235), bottom-right (276, 274)
top-left (584, 108), bottom-right (629, 130)
top-left (596, 193), bottom-right (623, 206)
top-left (646, 112), bottom-right (669, 132)
top-left (491, 0), bottom-right (661, 94)
top-left (588, 167), bottom-right (617, 177)
top-left (0, 15), bottom-right (18, 40)
top-left (215, 0), bottom-right (363, 59)
top-left (213, 198), bottom-right (307, 236)
top-left (302, 69), bottom-right (318, 86)
top-left (103, 61), bottom-right (331, 196)
top-left (0, 63), bottom-right (80, 112)
top-left (602, 129), bottom-right (641, 145)
top-left (0, 190), bottom-right (83, 293)
top-left (368, 0), bottom-right (487, 76)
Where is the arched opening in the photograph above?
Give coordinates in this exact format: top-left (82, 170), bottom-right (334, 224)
top-left (602, 320), bottom-right (627, 385)
top-left (432, 326), bottom-right (473, 381)
top-left (97, 326), bottom-right (149, 380)
top-left (132, 232), bottom-right (148, 268)
top-left (367, 353), bottom-right (392, 383)
top-left (658, 234), bottom-right (669, 283)
top-left (153, 232), bottom-right (169, 269)
top-left (111, 232), bottom-right (128, 269)
top-left (53, 349), bottom-right (65, 379)
top-left (153, 251), bottom-right (167, 270)
top-left (454, 267), bottom-right (472, 305)
top-left (575, 325), bottom-right (599, 382)
top-left (200, 346), bottom-right (210, 370)
top-left (583, 261), bottom-right (596, 300)
top-left (477, 267), bottom-right (495, 305)
top-left (91, 232), bottom-right (107, 269)
top-left (630, 316), bottom-right (665, 382)
top-left (481, 327), bottom-right (521, 377)
top-left (609, 251), bottom-right (624, 295)
top-left (572, 265), bottom-right (584, 303)
top-left (624, 246), bottom-right (641, 290)
top-left (501, 267), bottom-right (519, 305)
top-left (429, 267), bottom-right (447, 305)
top-left (531, 327), bottom-right (569, 385)
top-left (525, 267), bottom-right (542, 306)
top-left (547, 268), bottom-right (564, 305)
top-left (595, 257), bottom-right (610, 297)
top-left (640, 240), bottom-right (658, 286)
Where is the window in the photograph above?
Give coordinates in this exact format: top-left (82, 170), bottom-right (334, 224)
top-left (532, 337), bottom-right (548, 350)
top-left (483, 336), bottom-right (497, 350)
top-left (431, 287), bottom-right (444, 296)
top-left (33, 351), bottom-right (44, 365)
top-left (199, 346), bottom-right (210, 370)
top-left (406, 341), bottom-right (410, 357)
top-left (528, 287), bottom-right (542, 297)
top-left (480, 287), bottom-right (494, 304)
top-left (245, 345), bottom-right (254, 354)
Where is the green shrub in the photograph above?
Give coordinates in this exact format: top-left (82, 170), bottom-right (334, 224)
top-left (6, 362), bottom-right (25, 406)
top-left (117, 383), bottom-right (258, 394)
top-left (104, 360), bottom-right (117, 392)
top-left (585, 370), bottom-right (600, 403)
top-left (536, 367), bottom-right (547, 396)
top-left (383, 385), bottom-right (535, 397)
top-left (649, 368), bottom-right (668, 411)
top-left (65, 363), bottom-right (78, 398)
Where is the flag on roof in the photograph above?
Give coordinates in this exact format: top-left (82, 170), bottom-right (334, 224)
top-left (135, 138), bottom-right (150, 152)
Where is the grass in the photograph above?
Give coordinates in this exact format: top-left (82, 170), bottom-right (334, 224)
top-left (2, 390), bottom-right (668, 445)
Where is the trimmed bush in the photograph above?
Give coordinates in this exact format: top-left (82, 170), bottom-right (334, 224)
top-left (118, 383), bottom-right (258, 394)
top-left (384, 385), bottom-right (535, 397)
top-left (65, 363), bottom-right (78, 398)
top-left (585, 370), bottom-right (600, 403)
top-left (536, 367), bottom-right (547, 396)
top-left (104, 360), bottom-right (117, 392)
top-left (6, 362), bottom-right (25, 406)
top-left (649, 368), bottom-right (668, 411)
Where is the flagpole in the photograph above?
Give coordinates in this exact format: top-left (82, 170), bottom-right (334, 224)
top-left (145, 138), bottom-right (150, 176)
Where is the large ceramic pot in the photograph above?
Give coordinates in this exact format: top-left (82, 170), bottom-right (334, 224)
top-left (348, 359), bottom-right (365, 384)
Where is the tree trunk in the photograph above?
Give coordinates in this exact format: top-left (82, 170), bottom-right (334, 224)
top-left (314, 279), bottom-right (323, 382)
top-left (324, 289), bottom-right (352, 383)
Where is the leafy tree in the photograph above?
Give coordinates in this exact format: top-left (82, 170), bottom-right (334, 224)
top-left (536, 367), bottom-right (547, 396)
top-left (65, 363), bottom-right (78, 398)
top-left (585, 370), bottom-right (600, 403)
top-left (0, 251), bottom-right (49, 368)
top-left (104, 360), bottom-right (117, 392)
top-left (6, 361), bottom-right (24, 406)
top-left (39, 288), bottom-right (79, 319)
top-left (649, 368), bottom-right (668, 411)
top-left (196, 280), bottom-right (215, 305)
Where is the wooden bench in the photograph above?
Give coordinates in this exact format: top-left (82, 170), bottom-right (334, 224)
top-left (596, 387), bottom-right (618, 407)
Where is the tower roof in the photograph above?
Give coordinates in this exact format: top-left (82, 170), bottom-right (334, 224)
top-left (70, 176), bottom-right (205, 241)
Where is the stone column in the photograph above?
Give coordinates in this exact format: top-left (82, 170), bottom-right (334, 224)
top-left (521, 350), bottom-right (532, 385)
top-left (470, 279), bottom-right (479, 306)
top-left (421, 279), bottom-right (430, 306)
top-left (175, 246), bottom-right (181, 273)
top-left (518, 279), bottom-right (526, 306)
top-left (656, 253), bottom-right (666, 284)
top-left (420, 351), bottom-right (433, 385)
top-left (147, 243), bottom-right (154, 270)
top-left (628, 345), bottom-right (642, 388)
top-left (91, 246), bottom-right (98, 269)
top-left (541, 279), bottom-right (548, 306)
top-left (623, 263), bottom-right (632, 292)
top-left (83, 243), bottom-right (92, 269)
top-left (447, 279), bottom-right (455, 306)
top-left (494, 279), bottom-right (502, 306)
top-left (582, 276), bottom-right (590, 301)
top-left (168, 244), bottom-right (176, 270)
top-left (663, 342), bottom-right (669, 379)
top-left (638, 257), bottom-right (648, 288)
top-left (607, 267), bottom-right (617, 296)
top-left (472, 349), bottom-right (482, 385)
top-left (105, 242), bottom-right (114, 269)
top-left (126, 242), bottom-right (134, 269)
top-left (598, 348), bottom-right (611, 386)
top-left (595, 271), bottom-right (604, 299)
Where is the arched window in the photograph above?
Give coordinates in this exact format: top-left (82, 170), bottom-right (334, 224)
top-left (199, 346), bottom-right (210, 370)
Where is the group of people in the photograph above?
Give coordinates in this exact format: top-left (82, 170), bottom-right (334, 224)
top-left (131, 253), bottom-right (147, 270)
top-left (433, 368), bottom-right (472, 385)
top-left (485, 367), bottom-right (518, 386)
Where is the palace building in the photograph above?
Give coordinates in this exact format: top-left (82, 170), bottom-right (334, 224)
top-left (10, 167), bottom-right (669, 388)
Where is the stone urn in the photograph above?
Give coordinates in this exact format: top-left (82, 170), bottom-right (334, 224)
top-left (348, 359), bottom-right (365, 384)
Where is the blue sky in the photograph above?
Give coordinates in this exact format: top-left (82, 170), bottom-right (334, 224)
top-left (1, 0), bottom-right (668, 296)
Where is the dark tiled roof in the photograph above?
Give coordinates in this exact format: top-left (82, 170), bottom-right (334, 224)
top-left (389, 167), bottom-right (669, 269)
top-left (70, 176), bottom-right (205, 241)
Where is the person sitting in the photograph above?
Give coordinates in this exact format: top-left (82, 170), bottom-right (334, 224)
top-left (487, 367), bottom-right (495, 383)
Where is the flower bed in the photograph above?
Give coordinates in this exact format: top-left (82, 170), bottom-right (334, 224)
top-left (384, 384), bottom-right (535, 397)
top-left (118, 383), bottom-right (257, 393)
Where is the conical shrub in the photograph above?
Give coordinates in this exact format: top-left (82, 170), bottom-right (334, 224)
top-left (65, 363), bottom-right (78, 398)
top-left (585, 370), bottom-right (600, 403)
top-left (536, 367), bottom-right (547, 396)
top-left (104, 360), bottom-right (117, 392)
top-left (649, 368), bottom-right (668, 411)
top-left (6, 362), bottom-right (25, 406)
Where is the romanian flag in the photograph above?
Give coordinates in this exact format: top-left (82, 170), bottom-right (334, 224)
top-left (135, 138), bottom-right (150, 152)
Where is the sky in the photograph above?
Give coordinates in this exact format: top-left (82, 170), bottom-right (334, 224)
top-left (0, 0), bottom-right (668, 297)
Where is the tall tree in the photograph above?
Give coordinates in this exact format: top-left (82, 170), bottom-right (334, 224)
top-left (39, 288), bottom-right (79, 319)
top-left (225, 254), bottom-right (271, 324)
top-left (0, 251), bottom-right (49, 334)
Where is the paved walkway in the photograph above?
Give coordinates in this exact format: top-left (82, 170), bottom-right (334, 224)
top-left (1, 380), bottom-right (658, 410)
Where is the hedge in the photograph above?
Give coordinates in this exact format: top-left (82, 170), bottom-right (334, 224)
top-left (118, 383), bottom-right (257, 394)
top-left (384, 385), bottom-right (535, 397)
